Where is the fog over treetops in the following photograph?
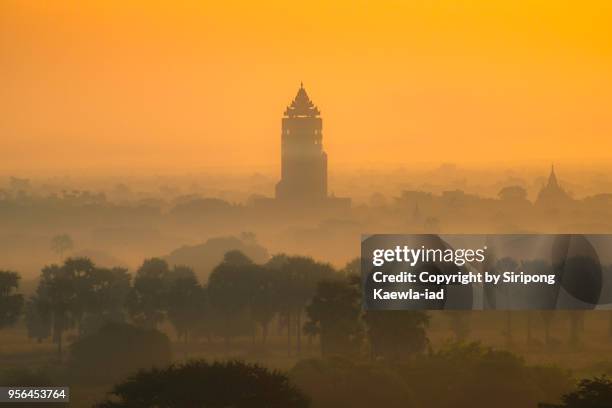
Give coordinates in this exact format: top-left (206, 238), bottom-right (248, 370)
top-left (3, 163), bottom-right (612, 281)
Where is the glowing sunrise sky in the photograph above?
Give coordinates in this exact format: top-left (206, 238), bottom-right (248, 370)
top-left (1, 1), bottom-right (611, 173)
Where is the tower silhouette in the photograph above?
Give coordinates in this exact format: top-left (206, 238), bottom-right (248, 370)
top-left (275, 83), bottom-right (328, 202)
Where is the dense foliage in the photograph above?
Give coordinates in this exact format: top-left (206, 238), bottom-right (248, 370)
top-left (95, 360), bottom-right (309, 408)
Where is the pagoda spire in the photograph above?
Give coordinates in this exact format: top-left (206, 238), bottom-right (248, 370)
top-left (284, 82), bottom-right (320, 117)
top-left (548, 164), bottom-right (559, 188)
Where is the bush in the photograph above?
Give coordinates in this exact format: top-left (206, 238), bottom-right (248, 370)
top-left (290, 357), bottom-right (414, 408)
top-left (545, 376), bottom-right (612, 408)
top-left (95, 360), bottom-right (309, 408)
top-left (401, 342), bottom-right (573, 408)
top-left (69, 322), bottom-right (171, 384)
top-left (290, 343), bottom-right (574, 408)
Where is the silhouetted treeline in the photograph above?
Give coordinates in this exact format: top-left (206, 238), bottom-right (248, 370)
top-left (3, 253), bottom-right (612, 408)
top-left (1, 252), bottom-right (612, 363)
top-left (17, 252), bottom-right (351, 359)
top-left (291, 342), bottom-right (575, 408)
top-left (88, 347), bottom-right (612, 408)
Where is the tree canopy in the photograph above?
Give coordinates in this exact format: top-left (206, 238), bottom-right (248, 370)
top-left (95, 360), bottom-right (309, 408)
top-left (0, 270), bottom-right (24, 329)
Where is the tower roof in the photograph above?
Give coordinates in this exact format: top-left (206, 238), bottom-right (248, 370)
top-left (284, 83), bottom-right (320, 117)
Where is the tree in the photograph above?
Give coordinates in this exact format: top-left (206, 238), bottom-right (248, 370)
top-left (343, 258), bottom-right (360, 276)
top-left (50, 234), bottom-right (74, 259)
top-left (266, 254), bottom-right (293, 353)
top-left (69, 323), bottom-right (172, 384)
top-left (191, 287), bottom-right (214, 343)
top-left (250, 266), bottom-right (279, 345)
top-left (495, 257), bottom-right (519, 346)
top-left (163, 235), bottom-right (269, 282)
top-left (304, 275), bottom-right (363, 356)
top-left (364, 310), bottom-right (429, 361)
top-left (207, 251), bottom-right (257, 345)
top-left (0, 271), bottom-right (24, 329)
top-left (165, 265), bottom-right (204, 344)
top-left (126, 258), bottom-right (170, 329)
top-left (62, 257), bottom-right (97, 335)
top-left (80, 266), bottom-right (131, 335)
top-left (35, 262), bottom-right (80, 359)
top-left (539, 376), bottom-right (612, 408)
top-left (24, 297), bottom-right (51, 343)
top-left (268, 255), bottom-right (335, 355)
top-left (94, 360), bottom-right (309, 408)
top-left (32, 257), bottom-right (128, 359)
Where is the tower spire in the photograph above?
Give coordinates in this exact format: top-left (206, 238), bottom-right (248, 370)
top-left (284, 82), bottom-right (320, 117)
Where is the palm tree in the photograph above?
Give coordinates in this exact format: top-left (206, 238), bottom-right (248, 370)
top-left (50, 234), bottom-right (74, 260)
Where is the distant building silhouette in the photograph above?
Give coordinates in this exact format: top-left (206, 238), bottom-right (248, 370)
top-left (275, 83), bottom-right (328, 203)
top-left (271, 83), bottom-right (349, 211)
top-left (536, 165), bottom-right (572, 207)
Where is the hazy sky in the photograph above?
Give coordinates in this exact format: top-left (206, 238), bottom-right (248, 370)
top-left (2, 1), bottom-right (611, 174)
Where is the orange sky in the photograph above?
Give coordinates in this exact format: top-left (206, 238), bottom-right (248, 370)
top-left (1, 1), bottom-right (611, 174)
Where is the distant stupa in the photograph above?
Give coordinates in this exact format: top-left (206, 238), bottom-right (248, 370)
top-left (536, 165), bottom-right (572, 206)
